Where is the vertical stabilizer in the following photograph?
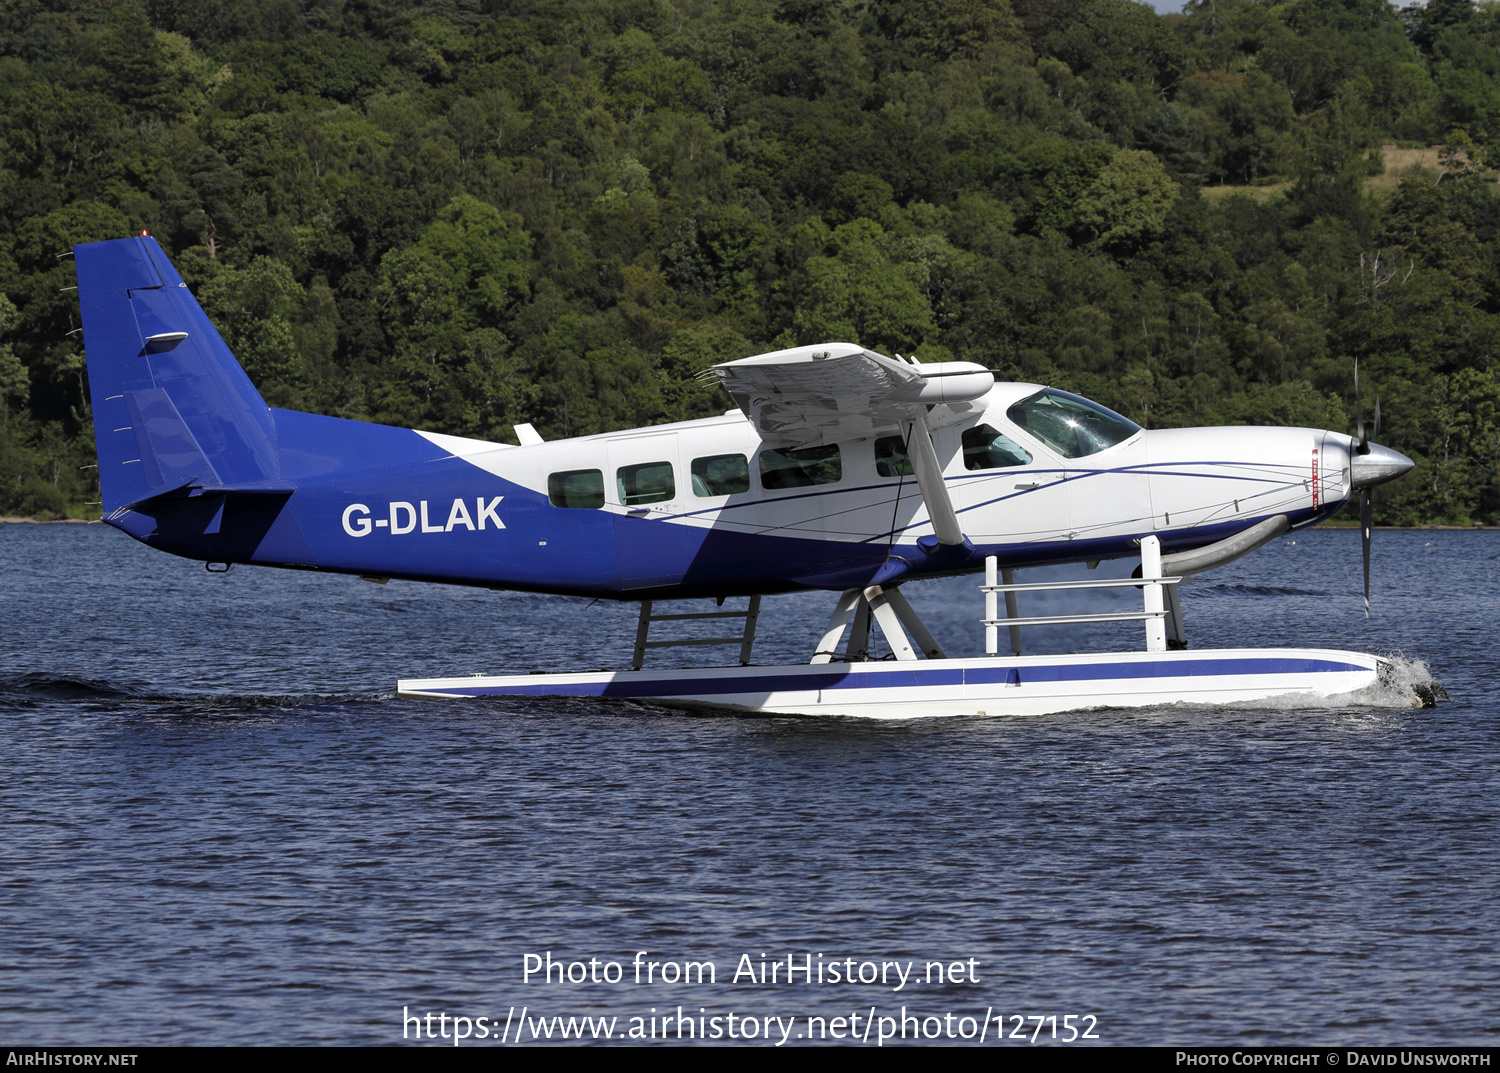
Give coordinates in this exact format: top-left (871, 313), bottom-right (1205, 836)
top-left (75, 236), bottom-right (281, 513)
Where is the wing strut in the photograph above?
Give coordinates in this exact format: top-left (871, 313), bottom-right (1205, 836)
top-left (901, 410), bottom-right (965, 548)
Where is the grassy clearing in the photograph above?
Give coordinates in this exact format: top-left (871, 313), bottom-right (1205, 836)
top-left (1200, 146), bottom-right (1498, 202)
top-left (1367, 145), bottom-right (1445, 195)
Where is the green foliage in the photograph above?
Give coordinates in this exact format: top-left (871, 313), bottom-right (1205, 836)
top-left (1046, 0), bottom-right (1187, 93)
top-left (874, 0), bottom-right (1025, 62)
top-left (0, 0), bottom-right (1497, 524)
top-left (1177, 71), bottom-right (1296, 185)
top-left (0, 294), bottom-right (25, 425)
top-left (198, 256), bottom-right (307, 406)
top-left (1074, 148), bottom-right (1178, 251)
top-left (787, 218), bottom-right (936, 353)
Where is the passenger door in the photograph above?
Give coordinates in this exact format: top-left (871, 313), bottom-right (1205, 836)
top-left (607, 433), bottom-right (691, 591)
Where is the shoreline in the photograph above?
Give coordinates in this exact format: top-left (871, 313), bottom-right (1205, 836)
top-left (1318, 523), bottom-right (1499, 530)
top-left (0, 516), bottom-right (99, 524)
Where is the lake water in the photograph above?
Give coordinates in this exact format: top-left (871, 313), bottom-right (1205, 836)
top-left (1, 523), bottom-right (1495, 1046)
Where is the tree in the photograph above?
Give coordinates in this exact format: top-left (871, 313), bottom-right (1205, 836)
top-left (1074, 148), bottom-right (1178, 252)
top-left (873, 0), bottom-right (1025, 62)
top-left (786, 219), bottom-right (936, 353)
top-left (1046, 0), bottom-right (1187, 94)
top-left (198, 257), bottom-right (308, 407)
top-left (370, 195), bottom-right (533, 432)
top-left (0, 295), bottom-right (26, 430)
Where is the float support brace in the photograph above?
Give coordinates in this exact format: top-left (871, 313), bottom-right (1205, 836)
top-left (848, 596), bottom-right (872, 662)
top-left (740, 595), bottom-right (762, 665)
top-left (985, 558), bottom-right (998, 656)
top-left (812, 588), bottom-right (864, 664)
top-left (1165, 583), bottom-right (1186, 650)
top-left (633, 597), bottom-right (763, 670)
top-left (633, 599), bottom-right (654, 670)
top-left (985, 558), bottom-right (1024, 656)
top-left (863, 584), bottom-right (917, 661)
top-left (883, 586), bottom-right (944, 659)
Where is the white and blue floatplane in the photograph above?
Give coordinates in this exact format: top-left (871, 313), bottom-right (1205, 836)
top-left (74, 234), bottom-right (1433, 717)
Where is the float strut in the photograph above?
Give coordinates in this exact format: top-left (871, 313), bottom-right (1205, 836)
top-left (882, 586), bottom-right (945, 659)
top-left (863, 584), bottom-right (917, 661)
top-left (739, 595), bottom-right (761, 665)
top-left (811, 588), bottom-right (864, 664)
top-left (1003, 567), bottom-right (1021, 656)
top-left (633, 599), bottom-right (654, 670)
top-left (633, 597), bottom-right (763, 670)
top-left (985, 558), bottom-right (998, 655)
top-left (848, 597), bottom-right (872, 662)
top-left (812, 585), bottom-right (939, 663)
top-left (1165, 582), bottom-right (1187, 650)
top-left (985, 558), bottom-right (1024, 656)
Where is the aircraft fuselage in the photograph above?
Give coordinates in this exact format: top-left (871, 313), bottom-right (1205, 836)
top-left (110, 388), bottom-right (1355, 599)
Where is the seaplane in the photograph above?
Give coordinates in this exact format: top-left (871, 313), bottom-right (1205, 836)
top-left (72, 233), bottom-right (1434, 717)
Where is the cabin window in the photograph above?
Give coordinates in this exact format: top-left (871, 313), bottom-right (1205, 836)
top-left (874, 435), bottom-right (914, 477)
top-left (759, 444), bottom-right (842, 489)
top-left (617, 461), bottom-right (675, 505)
top-left (548, 468), bottom-right (605, 509)
top-left (1006, 389), bottom-right (1140, 459)
top-left (690, 454), bottom-right (749, 497)
top-left (961, 425), bottom-right (1032, 470)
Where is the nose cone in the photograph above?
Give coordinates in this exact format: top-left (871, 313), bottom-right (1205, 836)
top-left (1350, 441), bottom-right (1415, 491)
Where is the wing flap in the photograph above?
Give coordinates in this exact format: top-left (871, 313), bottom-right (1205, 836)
top-left (708, 343), bottom-right (922, 448)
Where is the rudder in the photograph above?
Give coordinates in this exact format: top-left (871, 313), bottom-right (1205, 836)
top-left (75, 235), bottom-right (282, 513)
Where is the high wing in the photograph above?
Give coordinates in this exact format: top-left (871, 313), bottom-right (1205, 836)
top-left (707, 343), bottom-right (994, 552)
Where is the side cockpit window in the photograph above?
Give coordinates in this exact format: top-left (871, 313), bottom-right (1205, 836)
top-left (691, 454), bottom-right (750, 497)
top-left (874, 435), bottom-right (914, 477)
top-left (961, 425), bottom-right (1031, 470)
top-left (1006, 389), bottom-right (1140, 459)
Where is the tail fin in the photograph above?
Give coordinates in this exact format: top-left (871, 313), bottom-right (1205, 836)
top-left (74, 236), bottom-right (283, 513)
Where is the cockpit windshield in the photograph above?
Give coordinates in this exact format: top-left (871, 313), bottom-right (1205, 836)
top-left (1005, 389), bottom-right (1141, 459)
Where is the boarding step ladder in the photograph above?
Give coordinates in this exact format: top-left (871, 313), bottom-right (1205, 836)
top-left (631, 596), bottom-right (762, 670)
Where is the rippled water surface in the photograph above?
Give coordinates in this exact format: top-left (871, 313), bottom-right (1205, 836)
top-left (1, 523), bottom-right (1496, 1046)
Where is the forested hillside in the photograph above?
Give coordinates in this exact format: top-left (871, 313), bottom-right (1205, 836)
top-left (3, 0), bottom-right (1500, 523)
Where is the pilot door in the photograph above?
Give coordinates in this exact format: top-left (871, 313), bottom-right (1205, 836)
top-left (1069, 434), bottom-right (1154, 546)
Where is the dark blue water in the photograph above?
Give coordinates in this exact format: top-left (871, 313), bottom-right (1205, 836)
top-left (1, 523), bottom-right (1495, 1046)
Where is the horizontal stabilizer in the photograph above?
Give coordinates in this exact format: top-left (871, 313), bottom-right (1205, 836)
top-left (117, 478), bottom-right (297, 514)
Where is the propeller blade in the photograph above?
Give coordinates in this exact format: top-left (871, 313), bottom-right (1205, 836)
top-left (1361, 487), bottom-right (1373, 618)
top-left (1355, 360), bottom-right (1367, 454)
top-left (1373, 395), bottom-right (1381, 440)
